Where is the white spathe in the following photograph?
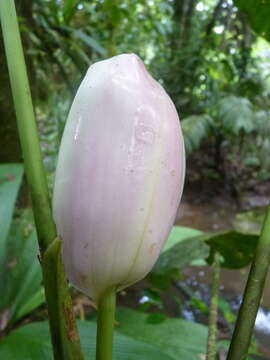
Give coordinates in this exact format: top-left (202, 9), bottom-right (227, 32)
top-left (53, 53), bottom-right (185, 302)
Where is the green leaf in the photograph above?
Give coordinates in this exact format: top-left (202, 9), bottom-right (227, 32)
top-left (0, 211), bottom-right (44, 327)
top-left (204, 231), bottom-right (258, 268)
top-left (63, 26), bottom-right (106, 56)
top-left (0, 164), bottom-right (23, 259)
top-left (217, 96), bottom-right (254, 135)
top-left (116, 307), bottom-right (207, 360)
top-left (181, 115), bottom-right (213, 155)
top-left (149, 227), bottom-right (208, 287)
top-left (103, 0), bottom-right (122, 26)
top-left (163, 226), bottom-right (203, 252)
top-left (0, 321), bottom-right (173, 360)
top-left (63, 0), bottom-right (79, 24)
top-left (234, 0), bottom-right (270, 43)
top-left (153, 236), bottom-right (209, 276)
top-left (146, 313), bottom-right (167, 324)
top-left (163, 226), bottom-right (259, 270)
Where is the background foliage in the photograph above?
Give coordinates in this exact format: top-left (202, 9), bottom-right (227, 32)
top-left (1, 0), bottom-right (270, 359)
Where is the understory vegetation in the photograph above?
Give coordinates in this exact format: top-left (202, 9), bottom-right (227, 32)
top-left (1, 1), bottom-right (270, 359)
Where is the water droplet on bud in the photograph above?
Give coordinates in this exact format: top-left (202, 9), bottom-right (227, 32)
top-left (135, 123), bottom-right (155, 145)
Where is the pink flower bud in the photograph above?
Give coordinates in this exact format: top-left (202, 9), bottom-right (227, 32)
top-left (53, 54), bottom-right (185, 302)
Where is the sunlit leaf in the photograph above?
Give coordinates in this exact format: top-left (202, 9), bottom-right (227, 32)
top-left (163, 226), bottom-right (203, 252)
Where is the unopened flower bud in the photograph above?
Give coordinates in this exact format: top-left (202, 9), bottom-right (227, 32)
top-left (53, 54), bottom-right (185, 302)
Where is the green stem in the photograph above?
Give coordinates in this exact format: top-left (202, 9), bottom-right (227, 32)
top-left (206, 252), bottom-right (220, 360)
top-left (0, 1), bottom-right (83, 359)
top-left (0, 0), bottom-right (54, 253)
top-left (43, 238), bottom-right (84, 359)
top-left (227, 204), bottom-right (270, 360)
top-left (96, 289), bottom-right (116, 360)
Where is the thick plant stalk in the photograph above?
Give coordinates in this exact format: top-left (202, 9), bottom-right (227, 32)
top-left (0, 1), bottom-right (83, 359)
top-left (43, 238), bottom-right (84, 359)
top-left (227, 204), bottom-right (270, 360)
top-left (206, 252), bottom-right (220, 360)
top-left (96, 289), bottom-right (116, 360)
top-left (0, 0), bottom-right (54, 253)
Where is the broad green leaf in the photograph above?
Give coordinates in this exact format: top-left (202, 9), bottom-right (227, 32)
top-left (154, 236), bottom-right (209, 275)
top-left (204, 231), bottom-right (258, 268)
top-left (163, 226), bottom-right (203, 252)
top-left (116, 307), bottom-right (207, 360)
top-left (15, 288), bottom-right (44, 322)
top-left (163, 226), bottom-right (259, 269)
top-left (0, 211), bottom-right (44, 327)
top-left (0, 321), bottom-right (173, 360)
top-left (0, 164), bottom-right (23, 259)
top-left (234, 0), bottom-right (270, 43)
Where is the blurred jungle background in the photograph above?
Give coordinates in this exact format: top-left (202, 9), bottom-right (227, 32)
top-left (0, 0), bottom-right (270, 359)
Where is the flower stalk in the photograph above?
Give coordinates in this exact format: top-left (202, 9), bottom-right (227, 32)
top-left (0, 1), bottom-right (83, 359)
top-left (227, 204), bottom-right (270, 360)
top-left (96, 289), bottom-right (116, 360)
top-left (0, 0), bottom-right (54, 252)
top-left (206, 252), bottom-right (220, 360)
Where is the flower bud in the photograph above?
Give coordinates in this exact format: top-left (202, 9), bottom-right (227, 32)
top-left (53, 54), bottom-right (185, 302)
